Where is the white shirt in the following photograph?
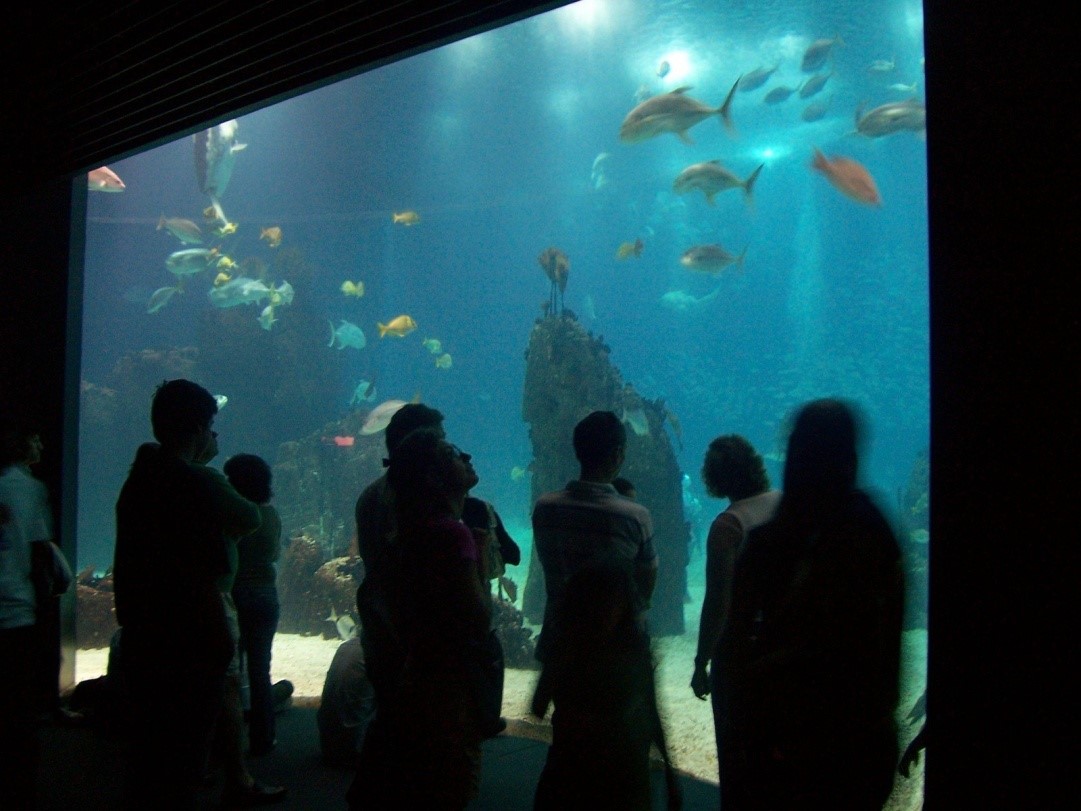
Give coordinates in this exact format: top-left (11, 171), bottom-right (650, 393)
top-left (0, 464), bottom-right (53, 628)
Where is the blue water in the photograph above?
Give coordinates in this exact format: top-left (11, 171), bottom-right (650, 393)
top-left (78, 0), bottom-right (928, 574)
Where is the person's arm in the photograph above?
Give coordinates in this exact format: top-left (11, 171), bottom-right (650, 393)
top-left (195, 464), bottom-right (261, 538)
top-left (691, 513), bottom-right (741, 698)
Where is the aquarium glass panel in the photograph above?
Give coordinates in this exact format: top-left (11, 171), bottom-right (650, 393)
top-left (75, 0), bottom-right (928, 799)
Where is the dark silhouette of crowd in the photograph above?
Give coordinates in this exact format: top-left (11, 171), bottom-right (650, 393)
top-left (24, 382), bottom-right (909, 810)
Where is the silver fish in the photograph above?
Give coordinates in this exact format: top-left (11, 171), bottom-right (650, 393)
top-left (619, 78), bottom-right (740, 144)
top-left (801, 36), bottom-right (843, 72)
top-left (738, 65), bottom-right (778, 92)
top-left (680, 244), bottom-right (747, 274)
top-left (855, 99), bottom-right (926, 137)
top-left (799, 72), bottom-right (833, 99)
top-left (673, 160), bottom-right (763, 205)
top-left (207, 276), bottom-right (271, 308)
top-left (166, 248), bottom-right (218, 276)
top-left (763, 85), bottom-right (797, 105)
top-left (146, 285), bottom-right (180, 314)
top-left (329, 320), bottom-right (366, 350)
top-left (194, 119), bottom-right (247, 199)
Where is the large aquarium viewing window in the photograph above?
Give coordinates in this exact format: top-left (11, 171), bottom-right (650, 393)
top-left (73, 0), bottom-right (928, 802)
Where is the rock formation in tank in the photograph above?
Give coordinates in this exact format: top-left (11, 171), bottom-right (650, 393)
top-left (520, 312), bottom-right (689, 636)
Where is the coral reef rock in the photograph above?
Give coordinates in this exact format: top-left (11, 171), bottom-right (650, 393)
top-left (520, 314), bottom-right (689, 636)
top-left (75, 568), bottom-right (118, 649)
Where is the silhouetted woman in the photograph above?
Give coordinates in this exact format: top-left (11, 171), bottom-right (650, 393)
top-left (718, 399), bottom-right (904, 809)
top-left (386, 428), bottom-right (490, 808)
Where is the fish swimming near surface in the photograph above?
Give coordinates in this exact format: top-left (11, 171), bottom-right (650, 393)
top-left (258, 305), bottom-right (277, 331)
top-left (392, 211), bottom-right (420, 226)
top-left (738, 65), bottom-right (778, 92)
top-left (801, 36), bottom-right (843, 72)
top-left (350, 379), bottom-right (377, 406)
top-left (207, 276), bottom-right (272, 308)
top-left (341, 280), bottom-right (365, 297)
top-left (799, 71), bottom-right (833, 99)
top-left (329, 320), bottom-right (367, 350)
top-left (194, 119), bottom-right (247, 199)
top-left (157, 215), bottom-right (202, 244)
top-left (88, 166), bottom-right (125, 192)
top-left (801, 96), bottom-right (833, 122)
top-left (656, 59), bottom-right (670, 78)
top-left (673, 161), bottom-right (763, 206)
top-left (422, 338), bottom-right (442, 354)
top-left (680, 244), bottom-right (747, 274)
top-left (260, 226), bottom-right (282, 247)
top-left (326, 606), bottom-right (358, 641)
top-left (615, 239), bottom-right (644, 259)
top-left (378, 314), bottom-right (417, 338)
top-left (434, 353), bottom-right (453, 369)
top-left (361, 399), bottom-right (409, 435)
top-left (763, 85), bottom-right (798, 105)
top-left (619, 78), bottom-right (741, 144)
top-left (811, 147), bottom-right (882, 206)
top-left (166, 248), bottom-right (219, 276)
top-left (146, 285), bottom-right (181, 314)
top-left (659, 286), bottom-right (722, 312)
top-left (855, 99), bottom-right (926, 137)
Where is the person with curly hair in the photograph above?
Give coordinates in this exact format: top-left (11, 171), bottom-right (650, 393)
top-left (690, 434), bottom-right (781, 793)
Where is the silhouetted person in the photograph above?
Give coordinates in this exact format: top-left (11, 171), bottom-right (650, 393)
top-left (612, 476), bottom-right (636, 499)
top-left (531, 556), bottom-right (681, 810)
top-left (532, 410), bottom-right (657, 664)
top-left (717, 399), bottom-right (904, 809)
top-left (689, 435), bottom-right (780, 788)
top-left (0, 416), bottom-right (58, 810)
top-left (348, 403), bottom-right (444, 808)
top-left (318, 635), bottom-right (375, 768)
top-left (225, 453), bottom-right (283, 758)
top-left (385, 428), bottom-right (490, 807)
top-left (113, 379), bottom-right (260, 811)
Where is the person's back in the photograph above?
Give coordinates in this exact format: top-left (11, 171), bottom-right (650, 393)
top-left (532, 411), bottom-right (657, 663)
top-left (114, 442), bottom-right (230, 659)
top-left (718, 399), bottom-right (903, 810)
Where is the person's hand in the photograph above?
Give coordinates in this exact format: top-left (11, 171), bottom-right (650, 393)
top-left (690, 660), bottom-right (710, 699)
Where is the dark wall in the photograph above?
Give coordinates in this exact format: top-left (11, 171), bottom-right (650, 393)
top-left (4, 3), bottom-right (1072, 806)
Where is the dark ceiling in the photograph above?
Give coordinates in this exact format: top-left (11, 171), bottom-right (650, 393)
top-left (10, 1), bottom-right (564, 186)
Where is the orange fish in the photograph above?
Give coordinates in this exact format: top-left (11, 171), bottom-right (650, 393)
top-left (322, 435), bottom-right (355, 447)
top-left (810, 148), bottom-right (881, 206)
top-left (260, 226), bottom-right (283, 247)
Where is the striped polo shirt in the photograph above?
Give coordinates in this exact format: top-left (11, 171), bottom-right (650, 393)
top-left (532, 480), bottom-right (657, 660)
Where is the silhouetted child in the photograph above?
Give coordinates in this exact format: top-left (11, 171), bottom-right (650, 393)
top-left (612, 477), bottom-right (637, 500)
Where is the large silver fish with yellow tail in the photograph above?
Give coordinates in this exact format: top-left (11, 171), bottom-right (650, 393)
top-left (619, 77), bottom-right (741, 144)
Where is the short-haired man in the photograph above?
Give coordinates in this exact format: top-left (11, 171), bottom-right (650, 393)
top-left (531, 410), bottom-right (658, 663)
top-left (114, 379), bottom-right (262, 810)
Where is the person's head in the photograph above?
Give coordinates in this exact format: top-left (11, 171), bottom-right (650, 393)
top-left (0, 414), bottom-right (41, 469)
top-left (150, 379), bottom-right (218, 456)
top-left (701, 434), bottom-right (769, 501)
top-left (572, 410), bottom-right (626, 480)
top-left (386, 427), bottom-right (474, 518)
top-left (612, 477), bottom-right (636, 499)
top-left (783, 398), bottom-right (862, 502)
top-left (384, 403), bottom-right (444, 457)
top-left (223, 454), bottom-right (273, 504)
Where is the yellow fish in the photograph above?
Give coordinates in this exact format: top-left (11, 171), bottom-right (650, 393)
top-left (510, 465), bottom-right (528, 481)
top-left (214, 221), bottom-right (238, 236)
top-left (341, 280), bottom-right (365, 297)
top-left (435, 353), bottom-right (453, 369)
top-left (616, 238), bottom-right (645, 260)
top-left (422, 338), bottom-right (442, 354)
top-left (260, 226), bottom-right (283, 247)
top-left (213, 271), bottom-right (232, 287)
top-left (378, 314), bottom-right (418, 338)
top-left (217, 255), bottom-right (238, 270)
top-left (392, 210), bottom-right (420, 226)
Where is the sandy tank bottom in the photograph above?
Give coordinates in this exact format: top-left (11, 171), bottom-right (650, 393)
top-left (75, 598), bottom-right (925, 810)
